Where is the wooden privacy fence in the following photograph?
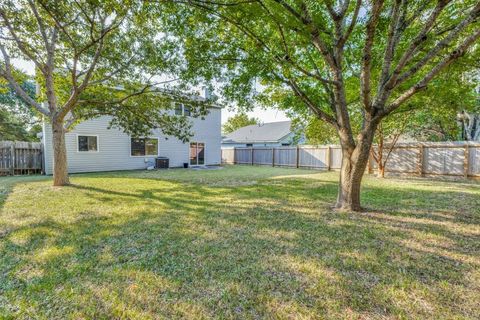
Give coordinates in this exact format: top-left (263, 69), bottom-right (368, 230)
top-left (0, 141), bottom-right (43, 176)
top-left (221, 141), bottom-right (480, 178)
top-left (222, 145), bottom-right (342, 170)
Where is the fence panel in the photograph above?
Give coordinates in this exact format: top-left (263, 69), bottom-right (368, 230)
top-left (253, 148), bottom-right (273, 165)
top-left (330, 147), bottom-right (342, 169)
top-left (221, 148), bottom-right (235, 164)
top-left (235, 148), bottom-right (253, 164)
top-left (375, 147), bottom-right (419, 174)
top-left (469, 146), bottom-right (480, 176)
top-left (222, 142), bottom-right (480, 179)
top-left (299, 147), bottom-right (328, 168)
top-left (424, 146), bottom-right (465, 176)
top-left (274, 147), bottom-right (297, 167)
top-left (0, 141), bottom-right (43, 175)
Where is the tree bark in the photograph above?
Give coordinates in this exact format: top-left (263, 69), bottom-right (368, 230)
top-left (378, 165), bottom-right (386, 178)
top-left (335, 127), bottom-right (376, 211)
top-left (51, 117), bottom-right (70, 186)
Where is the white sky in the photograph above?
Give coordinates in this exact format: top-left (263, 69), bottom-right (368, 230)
top-left (12, 59), bottom-right (289, 124)
top-left (222, 107), bottom-right (288, 124)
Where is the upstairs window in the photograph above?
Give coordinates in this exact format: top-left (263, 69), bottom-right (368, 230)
top-left (78, 135), bottom-right (98, 152)
top-left (183, 105), bottom-right (191, 116)
top-left (131, 138), bottom-right (158, 156)
top-left (175, 103), bottom-right (183, 115)
top-left (174, 103), bottom-right (191, 116)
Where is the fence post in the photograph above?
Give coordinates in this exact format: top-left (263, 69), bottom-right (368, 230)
top-left (10, 143), bottom-right (15, 176)
top-left (296, 146), bottom-right (300, 168)
top-left (326, 146), bottom-right (331, 171)
top-left (464, 145), bottom-right (469, 178)
top-left (272, 148), bottom-right (275, 167)
top-left (418, 145), bottom-right (424, 176)
top-left (251, 147), bottom-right (254, 166)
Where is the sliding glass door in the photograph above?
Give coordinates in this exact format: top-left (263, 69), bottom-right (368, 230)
top-left (190, 142), bottom-right (205, 165)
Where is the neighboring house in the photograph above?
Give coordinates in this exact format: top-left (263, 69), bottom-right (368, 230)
top-left (221, 120), bottom-right (304, 148)
top-left (42, 101), bottom-right (222, 174)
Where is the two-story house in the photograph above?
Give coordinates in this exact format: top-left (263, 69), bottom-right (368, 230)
top-left (41, 100), bottom-right (222, 174)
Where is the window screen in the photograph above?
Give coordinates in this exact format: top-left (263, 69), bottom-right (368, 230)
top-left (131, 138), bottom-right (158, 156)
top-left (78, 136), bottom-right (98, 152)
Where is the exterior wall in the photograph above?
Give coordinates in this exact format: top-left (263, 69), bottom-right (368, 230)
top-left (43, 108), bottom-right (221, 174)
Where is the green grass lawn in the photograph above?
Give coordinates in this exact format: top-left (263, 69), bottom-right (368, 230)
top-left (1, 166), bottom-right (479, 319)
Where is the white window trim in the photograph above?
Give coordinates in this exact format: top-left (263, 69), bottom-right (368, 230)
top-left (174, 102), bottom-right (184, 116)
top-left (76, 134), bottom-right (99, 153)
top-left (129, 137), bottom-right (160, 157)
top-left (174, 103), bottom-right (191, 117)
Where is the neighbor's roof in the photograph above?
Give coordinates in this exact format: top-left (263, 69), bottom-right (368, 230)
top-left (222, 120), bottom-right (292, 144)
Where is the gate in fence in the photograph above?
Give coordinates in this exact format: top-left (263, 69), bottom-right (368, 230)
top-left (221, 142), bottom-right (480, 179)
top-left (0, 141), bottom-right (43, 176)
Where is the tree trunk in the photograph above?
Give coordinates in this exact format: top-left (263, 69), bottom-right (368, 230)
top-left (51, 118), bottom-right (70, 186)
top-left (378, 165), bottom-right (386, 178)
top-left (335, 128), bottom-right (376, 211)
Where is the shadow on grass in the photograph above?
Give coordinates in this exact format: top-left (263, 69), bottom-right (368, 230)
top-left (1, 169), bottom-right (479, 318)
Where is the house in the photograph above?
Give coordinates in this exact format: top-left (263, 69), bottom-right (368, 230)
top-left (221, 120), bottom-right (303, 148)
top-left (41, 101), bottom-right (222, 174)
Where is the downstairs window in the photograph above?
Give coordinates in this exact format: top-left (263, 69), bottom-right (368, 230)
top-left (131, 138), bottom-right (158, 156)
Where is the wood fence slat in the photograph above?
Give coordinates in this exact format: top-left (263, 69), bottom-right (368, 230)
top-left (0, 141), bottom-right (43, 176)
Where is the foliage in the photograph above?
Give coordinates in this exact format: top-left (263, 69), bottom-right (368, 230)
top-left (304, 60), bottom-right (479, 144)
top-left (173, 0), bottom-right (479, 121)
top-left (222, 113), bottom-right (260, 134)
top-left (0, 0), bottom-right (212, 139)
top-left (302, 116), bottom-right (339, 145)
top-left (1, 166), bottom-right (480, 318)
top-left (0, 108), bottom-right (30, 141)
top-left (0, 79), bottom-right (40, 141)
top-left (403, 58), bottom-right (479, 141)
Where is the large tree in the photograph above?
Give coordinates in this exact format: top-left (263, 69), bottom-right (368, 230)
top-left (0, 0), bottom-right (207, 186)
top-left (174, 0), bottom-right (480, 210)
top-left (223, 113), bottom-right (260, 134)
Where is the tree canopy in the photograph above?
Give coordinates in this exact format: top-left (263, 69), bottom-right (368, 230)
top-left (223, 113), bottom-right (260, 134)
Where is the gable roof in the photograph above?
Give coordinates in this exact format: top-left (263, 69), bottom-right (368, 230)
top-left (223, 120), bottom-right (293, 144)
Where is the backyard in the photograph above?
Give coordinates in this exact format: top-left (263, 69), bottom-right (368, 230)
top-left (0, 165), bottom-right (479, 319)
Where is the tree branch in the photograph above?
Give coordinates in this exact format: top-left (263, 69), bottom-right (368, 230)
top-left (0, 43), bottom-right (49, 116)
top-left (288, 79), bottom-right (338, 127)
top-left (360, 0), bottom-right (385, 112)
top-left (338, 0), bottom-right (361, 48)
top-left (384, 28), bottom-right (480, 115)
top-left (396, 2), bottom-right (480, 86)
top-left (377, 0), bottom-right (452, 100)
top-left (0, 8), bottom-right (46, 74)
